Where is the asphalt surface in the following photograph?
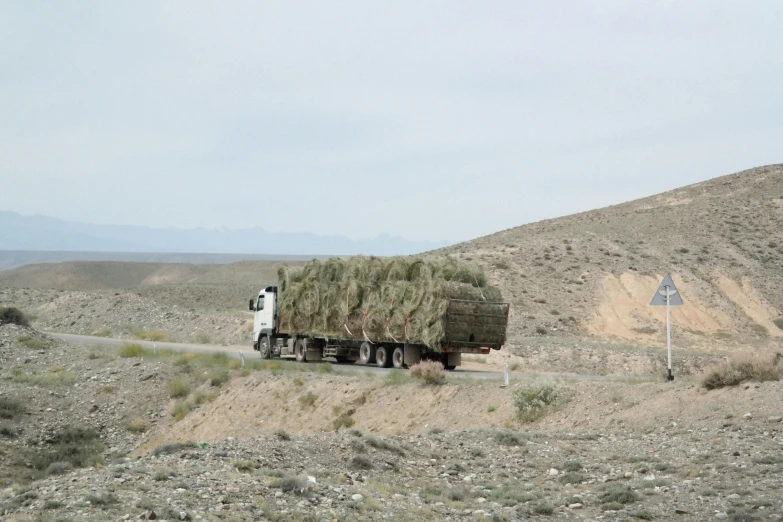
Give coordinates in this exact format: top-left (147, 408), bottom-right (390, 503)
top-left (48, 332), bottom-right (657, 383)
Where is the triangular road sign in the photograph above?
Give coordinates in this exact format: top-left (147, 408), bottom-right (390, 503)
top-left (649, 273), bottom-right (683, 306)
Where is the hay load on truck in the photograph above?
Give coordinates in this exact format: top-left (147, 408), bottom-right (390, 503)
top-left (249, 256), bottom-right (509, 370)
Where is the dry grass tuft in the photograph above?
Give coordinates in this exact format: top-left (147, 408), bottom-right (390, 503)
top-left (410, 360), bottom-right (445, 385)
top-left (701, 353), bottom-right (782, 390)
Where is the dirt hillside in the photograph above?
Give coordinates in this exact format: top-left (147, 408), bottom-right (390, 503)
top-left (440, 164), bottom-right (783, 349)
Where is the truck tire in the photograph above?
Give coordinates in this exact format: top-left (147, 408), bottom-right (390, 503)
top-left (392, 346), bottom-right (405, 369)
top-left (259, 336), bottom-right (271, 360)
top-left (376, 345), bottom-right (392, 368)
top-left (359, 342), bottom-right (376, 365)
top-left (295, 338), bottom-right (308, 363)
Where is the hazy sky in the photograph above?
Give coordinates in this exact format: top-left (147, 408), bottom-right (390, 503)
top-left (2, 1), bottom-right (782, 242)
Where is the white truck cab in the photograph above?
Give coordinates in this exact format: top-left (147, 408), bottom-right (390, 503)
top-left (249, 285), bottom-right (277, 349)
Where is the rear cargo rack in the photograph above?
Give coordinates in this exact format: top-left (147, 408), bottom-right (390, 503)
top-left (442, 299), bottom-right (510, 350)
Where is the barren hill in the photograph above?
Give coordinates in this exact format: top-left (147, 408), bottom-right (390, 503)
top-left (442, 164), bottom-right (783, 348)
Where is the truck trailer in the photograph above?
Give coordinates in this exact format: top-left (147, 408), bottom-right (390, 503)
top-left (249, 257), bottom-right (509, 370)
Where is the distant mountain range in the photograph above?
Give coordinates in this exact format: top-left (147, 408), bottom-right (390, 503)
top-left (0, 210), bottom-right (451, 259)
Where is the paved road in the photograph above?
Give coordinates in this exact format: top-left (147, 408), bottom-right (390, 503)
top-left (48, 332), bottom-right (657, 383)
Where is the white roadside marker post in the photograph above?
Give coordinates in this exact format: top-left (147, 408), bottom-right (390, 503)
top-left (239, 351), bottom-right (245, 368)
top-left (665, 285), bottom-right (672, 381)
top-left (503, 363), bottom-right (509, 387)
top-left (649, 273), bottom-right (683, 382)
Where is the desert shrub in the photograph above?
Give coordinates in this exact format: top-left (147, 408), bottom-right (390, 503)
top-left (513, 380), bottom-right (569, 422)
top-left (410, 360), bottom-right (445, 385)
top-left (298, 392), bottom-right (318, 409)
top-left (533, 502), bottom-right (554, 515)
top-left (210, 370), bottom-right (229, 387)
top-left (701, 353), bottom-right (782, 390)
top-left (349, 438), bottom-right (366, 452)
top-left (333, 414), bottom-right (356, 431)
top-left (85, 492), bottom-right (119, 507)
top-left (564, 460), bottom-right (582, 472)
top-left (152, 441), bottom-right (197, 456)
top-left (119, 343), bottom-right (145, 358)
top-left (127, 417), bottom-right (150, 433)
top-left (17, 335), bottom-right (49, 350)
top-left (233, 460), bottom-right (258, 472)
top-left (275, 429), bottom-right (291, 441)
top-left (93, 327), bottom-right (111, 337)
top-left (751, 324), bottom-right (769, 337)
top-left (273, 475), bottom-right (311, 494)
top-left (558, 471), bottom-right (585, 484)
top-left (536, 326), bottom-right (548, 335)
top-left (599, 484), bottom-right (639, 506)
top-left (632, 510), bottom-right (655, 520)
top-left (0, 397), bottom-right (25, 419)
top-left (0, 307), bottom-right (29, 327)
top-left (45, 462), bottom-right (73, 476)
top-left (365, 436), bottom-right (405, 455)
top-left (168, 377), bottom-right (190, 398)
top-left (0, 422), bottom-right (17, 438)
top-left (350, 455), bottom-right (373, 470)
top-left (195, 332), bottom-right (211, 344)
top-left (11, 370), bottom-right (76, 388)
top-left (171, 400), bottom-right (192, 420)
top-left (493, 430), bottom-right (527, 446)
top-left (774, 318), bottom-right (783, 331)
top-left (30, 426), bottom-right (103, 472)
top-left (448, 486), bottom-right (470, 501)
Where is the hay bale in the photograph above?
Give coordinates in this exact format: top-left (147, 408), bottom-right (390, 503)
top-left (276, 256), bottom-right (506, 350)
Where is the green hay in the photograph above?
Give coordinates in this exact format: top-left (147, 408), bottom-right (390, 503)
top-left (277, 256), bottom-right (506, 350)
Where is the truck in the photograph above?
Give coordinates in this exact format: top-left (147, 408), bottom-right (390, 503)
top-left (248, 257), bottom-right (510, 370)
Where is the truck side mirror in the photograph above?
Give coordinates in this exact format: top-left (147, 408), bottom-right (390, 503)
top-left (249, 299), bottom-right (255, 311)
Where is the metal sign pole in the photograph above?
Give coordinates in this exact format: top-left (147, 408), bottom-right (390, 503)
top-left (666, 287), bottom-right (673, 381)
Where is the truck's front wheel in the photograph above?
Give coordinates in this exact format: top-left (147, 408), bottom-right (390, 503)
top-left (295, 339), bottom-right (308, 363)
top-left (259, 336), bottom-right (271, 360)
top-left (359, 342), bottom-right (376, 365)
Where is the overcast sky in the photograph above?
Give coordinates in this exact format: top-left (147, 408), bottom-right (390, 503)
top-left (2, 1), bottom-right (782, 243)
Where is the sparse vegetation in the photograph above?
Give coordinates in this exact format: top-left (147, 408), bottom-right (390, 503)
top-left (774, 318), bottom-right (783, 331)
top-left (28, 426), bottom-right (103, 475)
top-left (93, 327), bottom-right (111, 337)
top-left (493, 430), bottom-right (527, 446)
top-left (119, 342), bottom-right (145, 358)
top-left (195, 332), bottom-right (211, 344)
top-left (168, 376), bottom-right (191, 398)
top-left (275, 429), bottom-right (291, 441)
top-left (16, 335), bottom-right (49, 350)
top-left (210, 370), bottom-right (229, 387)
top-left (0, 306), bottom-right (29, 327)
top-left (152, 441), bottom-right (197, 456)
top-left (127, 417), bottom-right (150, 433)
top-left (513, 380), bottom-right (569, 422)
top-left (350, 455), bottom-right (373, 470)
top-left (332, 413), bottom-right (356, 430)
top-left (0, 397), bottom-right (26, 419)
top-left (11, 369), bottom-right (77, 388)
top-left (701, 353), bottom-right (782, 389)
top-left (409, 360), bottom-right (445, 385)
top-left (298, 391), bottom-right (318, 409)
top-left (365, 435), bottom-right (405, 455)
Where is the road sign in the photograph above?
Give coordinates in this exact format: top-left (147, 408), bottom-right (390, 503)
top-left (649, 273), bottom-right (683, 306)
top-left (649, 273), bottom-right (682, 382)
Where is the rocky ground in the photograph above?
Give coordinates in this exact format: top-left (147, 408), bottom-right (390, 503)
top-left (1, 323), bottom-right (782, 521)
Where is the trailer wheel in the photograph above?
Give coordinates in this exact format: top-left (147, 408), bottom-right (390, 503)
top-left (295, 338), bottom-right (308, 363)
top-left (392, 346), bottom-right (405, 369)
top-left (259, 336), bottom-right (271, 360)
top-left (359, 342), bottom-right (376, 365)
top-left (375, 345), bottom-right (392, 368)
